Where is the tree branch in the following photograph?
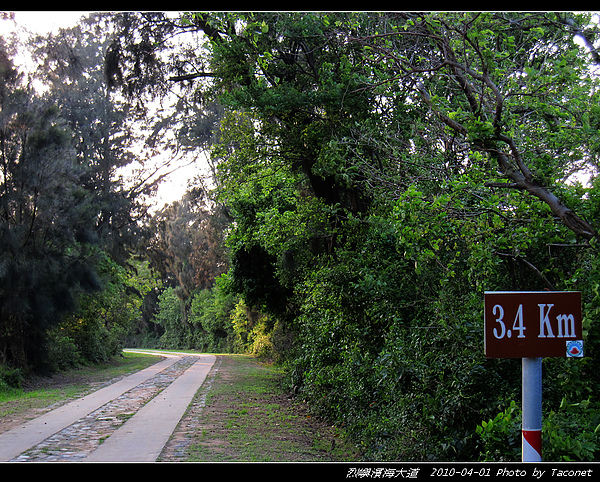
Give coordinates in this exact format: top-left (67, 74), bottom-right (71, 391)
top-left (489, 152), bottom-right (598, 240)
top-left (415, 81), bottom-right (468, 136)
top-left (558, 14), bottom-right (600, 64)
top-left (495, 251), bottom-right (556, 290)
top-left (169, 72), bottom-right (215, 82)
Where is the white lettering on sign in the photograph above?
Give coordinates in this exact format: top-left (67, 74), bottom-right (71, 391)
top-left (537, 304), bottom-right (576, 339)
top-left (513, 304), bottom-right (525, 338)
top-left (538, 304), bottom-right (554, 338)
top-left (492, 304), bottom-right (526, 339)
top-left (557, 314), bottom-right (575, 338)
top-left (492, 303), bottom-right (578, 339)
top-left (492, 304), bottom-right (506, 339)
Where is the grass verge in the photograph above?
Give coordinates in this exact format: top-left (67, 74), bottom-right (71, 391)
top-left (182, 354), bottom-right (358, 462)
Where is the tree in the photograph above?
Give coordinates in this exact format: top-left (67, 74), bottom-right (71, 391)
top-left (147, 187), bottom-right (229, 295)
top-left (28, 14), bottom-right (161, 264)
top-left (107, 12), bottom-right (600, 460)
top-left (0, 42), bottom-right (102, 371)
top-left (344, 12), bottom-right (599, 240)
top-left (0, 13), bottom-right (176, 372)
top-left (142, 185), bottom-right (230, 350)
top-left (195, 12), bottom-right (600, 460)
top-left (196, 11), bottom-right (600, 294)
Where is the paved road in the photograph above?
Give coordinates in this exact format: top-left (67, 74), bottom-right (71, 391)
top-left (0, 351), bottom-right (215, 462)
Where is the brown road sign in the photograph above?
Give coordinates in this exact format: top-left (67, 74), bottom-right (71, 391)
top-left (484, 291), bottom-right (582, 358)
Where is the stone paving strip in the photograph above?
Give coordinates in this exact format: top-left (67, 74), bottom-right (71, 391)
top-left (0, 353), bottom-right (214, 462)
top-left (84, 355), bottom-right (215, 462)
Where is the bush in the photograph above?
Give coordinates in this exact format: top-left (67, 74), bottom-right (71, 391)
top-left (0, 365), bottom-right (25, 391)
top-left (152, 280), bottom-right (244, 353)
top-left (45, 254), bottom-right (139, 369)
top-left (46, 329), bottom-right (84, 371)
top-left (544, 398), bottom-right (600, 461)
top-left (231, 298), bottom-right (280, 359)
top-left (248, 320), bottom-right (276, 360)
top-left (476, 401), bottom-right (521, 461)
top-left (476, 397), bottom-right (600, 462)
top-left (190, 281), bottom-right (237, 352)
top-left (154, 287), bottom-right (187, 349)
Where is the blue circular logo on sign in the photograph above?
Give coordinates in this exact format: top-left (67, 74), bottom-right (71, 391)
top-left (566, 340), bottom-right (584, 357)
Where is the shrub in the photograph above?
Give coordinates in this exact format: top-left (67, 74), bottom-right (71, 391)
top-left (476, 397), bottom-right (600, 462)
top-left (476, 401), bottom-right (521, 461)
top-left (0, 365), bottom-right (25, 391)
top-left (46, 329), bottom-right (84, 371)
top-left (46, 254), bottom-right (140, 368)
top-left (544, 398), bottom-right (600, 461)
top-left (248, 320), bottom-right (275, 360)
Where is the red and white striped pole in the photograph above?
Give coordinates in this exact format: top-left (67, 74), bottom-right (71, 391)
top-left (522, 357), bottom-right (543, 462)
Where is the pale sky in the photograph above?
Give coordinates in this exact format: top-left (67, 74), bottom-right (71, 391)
top-left (1, 11), bottom-right (87, 35)
top-left (1, 11), bottom-right (208, 209)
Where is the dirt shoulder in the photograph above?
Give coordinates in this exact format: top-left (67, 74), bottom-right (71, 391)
top-left (160, 354), bottom-right (359, 462)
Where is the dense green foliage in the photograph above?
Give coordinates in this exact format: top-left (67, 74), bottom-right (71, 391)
top-left (0, 14), bottom-right (169, 375)
top-left (0, 40), bottom-right (104, 372)
top-left (46, 254), bottom-right (144, 370)
top-left (185, 12), bottom-right (600, 460)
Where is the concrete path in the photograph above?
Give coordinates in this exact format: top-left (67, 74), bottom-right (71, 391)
top-left (84, 355), bottom-right (215, 462)
top-left (0, 351), bottom-right (215, 462)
